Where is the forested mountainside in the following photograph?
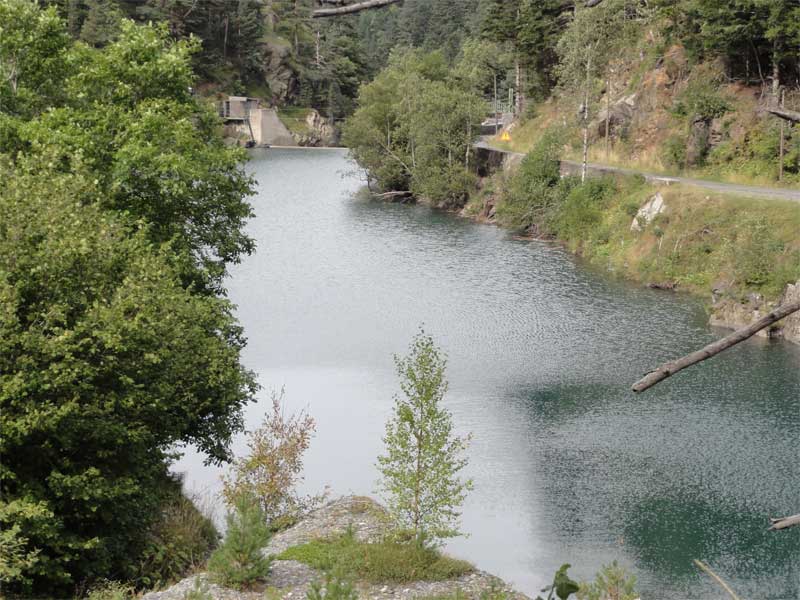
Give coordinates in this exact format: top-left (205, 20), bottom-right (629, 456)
top-left (42, 0), bottom-right (481, 119)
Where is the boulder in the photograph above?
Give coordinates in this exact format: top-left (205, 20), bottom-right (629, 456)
top-left (592, 93), bottom-right (637, 139)
top-left (631, 192), bottom-right (666, 231)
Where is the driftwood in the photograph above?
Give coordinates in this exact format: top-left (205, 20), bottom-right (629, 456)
top-left (631, 299), bottom-right (800, 392)
top-left (768, 107), bottom-right (800, 124)
top-left (693, 560), bottom-right (742, 600)
top-left (769, 513), bottom-right (800, 531)
top-left (372, 190), bottom-right (412, 200)
top-left (313, 0), bottom-right (402, 17)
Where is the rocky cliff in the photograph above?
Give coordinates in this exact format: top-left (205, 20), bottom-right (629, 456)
top-left (711, 280), bottom-right (800, 344)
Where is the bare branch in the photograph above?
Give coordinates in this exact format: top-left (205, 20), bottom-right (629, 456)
top-left (693, 560), bottom-right (742, 600)
top-left (313, 0), bottom-right (402, 17)
top-left (631, 299), bottom-right (800, 392)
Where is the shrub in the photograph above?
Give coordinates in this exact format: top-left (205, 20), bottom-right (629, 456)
top-left (84, 580), bottom-right (135, 600)
top-left (576, 561), bottom-right (637, 600)
top-left (307, 574), bottom-right (358, 600)
top-left (731, 216), bottom-right (785, 289)
top-left (207, 495), bottom-right (272, 590)
top-left (495, 129), bottom-right (570, 231)
top-left (134, 481), bottom-right (219, 589)
top-left (662, 133), bottom-right (687, 169)
top-left (222, 389), bottom-right (325, 526)
top-left (552, 178), bottom-right (615, 242)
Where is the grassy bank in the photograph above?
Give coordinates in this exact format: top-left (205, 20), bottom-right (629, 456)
top-left (467, 138), bottom-right (800, 305)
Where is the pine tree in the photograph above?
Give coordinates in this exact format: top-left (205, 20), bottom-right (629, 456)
top-left (79, 0), bottom-right (123, 47)
top-left (377, 330), bottom-right (472, 548)
top-left (207, 495), bottom-right (272, 590)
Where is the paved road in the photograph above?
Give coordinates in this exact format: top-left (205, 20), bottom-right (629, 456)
top-left (474, 140), bottom-right (800, 202)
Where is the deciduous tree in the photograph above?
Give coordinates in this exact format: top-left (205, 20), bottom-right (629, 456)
top-left (377, 330), bottom-right (472, 547)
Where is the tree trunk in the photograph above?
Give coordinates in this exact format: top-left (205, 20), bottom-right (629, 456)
top-left (312, 0), bottom-right (402, 17)
top-left (631, 299), bottom-right (800, 392)
top-left (772, 39), bottom-right (780, 99)
top-left (604, 77), bottom-right (610, 159)
top-left (767, 107), bottom-right (800, 124)
top-left (515, 59), bottom-right (522, 116)
top-left (779, 88), bottom-right (785, 181)
top-left (582, 56), bottom-right (592, 183)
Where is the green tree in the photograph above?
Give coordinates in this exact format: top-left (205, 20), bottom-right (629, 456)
top-left (12, 18), bottom-right (256, 289)
top-left (0, 163), bottom-right (257, 595)
top-left (207, 494), bottom-right (272, 590)
top-left (0, 0), bottom-right (70, 117)
top-left (377, 330), bottom-right (472, 548)
top-left (343, 48), bottom-right (484, 208)
top-left (79, 0), bottom-right (123, 47)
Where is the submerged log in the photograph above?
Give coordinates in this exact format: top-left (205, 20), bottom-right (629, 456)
top-left (631, 299), bottom-right (800, 392)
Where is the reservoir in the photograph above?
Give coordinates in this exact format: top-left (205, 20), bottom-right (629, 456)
top-left (176, 148), bottom-right (800, 599)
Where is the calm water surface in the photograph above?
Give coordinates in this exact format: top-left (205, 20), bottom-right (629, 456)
top-left (177, 148), bottom-right (800, 599)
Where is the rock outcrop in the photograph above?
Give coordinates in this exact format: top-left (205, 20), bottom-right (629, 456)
top-left (293, 109), bottom-right (338, 147)
top-left (710, 280), bottom-right (800, 344)
top-left (142, 496), bottom-right (529, 600)
top-left (591, 93), bottom-right (637, 140)
top-left (262, 40), bottom-right (298, 104)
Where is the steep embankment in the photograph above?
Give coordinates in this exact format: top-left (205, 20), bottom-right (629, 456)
top-left (143, 497), bottom-right (527, 600)
top-left (469, 143), bottom-right (800, 344)
top-left (472, 39), bottom-right (800, 343)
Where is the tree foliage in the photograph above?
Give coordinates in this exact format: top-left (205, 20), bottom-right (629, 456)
top-left (222, 390), bottom-right (325, 524)
top-left (0, 4), bottom-right (257, 595)
top-left (377, 330), bottom-right (472, 547)
top-left (0, 164), bottom-right (256, 595)
top-left (343, 48), bottom-right (485, 207)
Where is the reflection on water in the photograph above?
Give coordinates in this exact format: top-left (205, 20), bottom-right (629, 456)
top-left (175, 148), bottom-right (800, 599)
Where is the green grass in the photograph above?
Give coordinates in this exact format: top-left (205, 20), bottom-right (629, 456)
top-left (276, 532), bottom-right (473, 584)
top-left (491, 163), bottom-right (800, 302)
top-left (277, 107), bottom-right (313, 136)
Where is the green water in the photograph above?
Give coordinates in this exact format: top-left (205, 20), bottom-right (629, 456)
top-left (177, 148), bottom-right (800, 599)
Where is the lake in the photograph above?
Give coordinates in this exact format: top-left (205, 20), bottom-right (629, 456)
top-left (176, 148), bottom-right (800, 599)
